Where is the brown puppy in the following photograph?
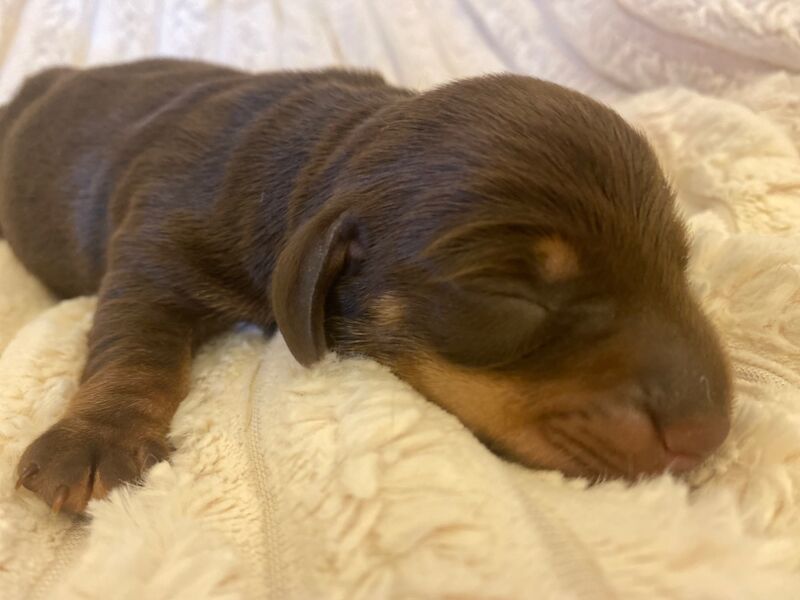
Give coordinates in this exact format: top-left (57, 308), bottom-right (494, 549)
top-left (0, 59), bottom-right (731, 514)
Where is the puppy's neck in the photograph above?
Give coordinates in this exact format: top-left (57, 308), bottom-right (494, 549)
top-left (196, 77), bottom-right (410, 324)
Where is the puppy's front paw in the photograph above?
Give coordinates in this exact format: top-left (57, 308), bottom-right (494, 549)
top-left (15, 416), bottom-right (171, 514)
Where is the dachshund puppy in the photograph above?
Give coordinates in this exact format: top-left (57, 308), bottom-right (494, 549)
top-left (0, 59), bottom-right (731, 514)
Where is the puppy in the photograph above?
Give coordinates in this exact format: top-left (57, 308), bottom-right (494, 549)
top-left (0, 59), bottom-right (731, 514)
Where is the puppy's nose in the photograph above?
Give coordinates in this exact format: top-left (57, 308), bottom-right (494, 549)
top-left (593, 396), bottom-right (729, 478)
top-left (659, 415), bottom-right (730, 473)
top-left (636, 368), bottom-right (730, 474)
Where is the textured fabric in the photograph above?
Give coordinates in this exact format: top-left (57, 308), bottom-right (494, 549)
top-left (1, 1), bottom-right (800, 599)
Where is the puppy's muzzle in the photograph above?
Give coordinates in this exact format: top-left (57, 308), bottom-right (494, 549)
top-left (541, 319), bottom-right (731, 479)
top-left (543, 387), bottom-right (729, 478)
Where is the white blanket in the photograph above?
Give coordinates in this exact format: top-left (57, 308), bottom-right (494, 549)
top-left (1, 1), bottom-right (800, 598)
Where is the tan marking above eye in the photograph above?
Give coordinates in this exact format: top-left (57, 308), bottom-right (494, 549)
top-left (532, 236), bottom-right (580, 282)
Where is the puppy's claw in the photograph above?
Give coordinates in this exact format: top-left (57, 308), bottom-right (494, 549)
top-left (141, 453), bottom-right (159, 471)
top-left (15, 463), bottom-right (39, 489)
top-left (51, 485), bottom-right (70, 514)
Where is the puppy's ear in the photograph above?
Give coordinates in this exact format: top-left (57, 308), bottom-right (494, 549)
top-left (271, 211), bottom-right (360, 367)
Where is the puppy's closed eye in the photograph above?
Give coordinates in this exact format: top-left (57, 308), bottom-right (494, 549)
top-left (565, 302), bottom-right (617, 339)
top-left (409, 279), bottom-right (549, 368)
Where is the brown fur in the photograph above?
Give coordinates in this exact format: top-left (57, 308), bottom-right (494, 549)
top-left (0, 59), bottom-right (731, 514)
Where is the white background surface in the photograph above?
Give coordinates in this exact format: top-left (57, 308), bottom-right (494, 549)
top-left (2, 2), bottom-right (800, 599)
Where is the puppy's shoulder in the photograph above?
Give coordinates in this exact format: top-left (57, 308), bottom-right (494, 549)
top-left (0, 65), bottom-right (78, 148)
top-left (2, 65), bottom-right (74, 118)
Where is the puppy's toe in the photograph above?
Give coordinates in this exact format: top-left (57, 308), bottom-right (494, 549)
top-left (16, 425), bottom-right (97, 514)
top-left (92, 437), bottom-right (171, 498)
top-left (16, 418), bottom-right (170, 515)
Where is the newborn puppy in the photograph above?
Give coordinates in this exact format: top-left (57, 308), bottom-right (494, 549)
top-left (0, 59), bottom-right (731, 514)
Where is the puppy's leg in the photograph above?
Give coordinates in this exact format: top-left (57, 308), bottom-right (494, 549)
top-left (15, 270), bottom-right (210, 514)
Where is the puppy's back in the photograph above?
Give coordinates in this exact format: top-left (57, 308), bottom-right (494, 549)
top-left (0, 60), bottom-right (394, 299)
top-left (0, 60), bottom-right (248, 295)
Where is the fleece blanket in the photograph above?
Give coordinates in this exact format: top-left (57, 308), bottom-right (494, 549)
top-left (1, 1), bottom-right (800, 599)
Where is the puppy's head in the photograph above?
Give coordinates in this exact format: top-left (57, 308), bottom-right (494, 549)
top-left (272, 74), bottom-right (731, 480)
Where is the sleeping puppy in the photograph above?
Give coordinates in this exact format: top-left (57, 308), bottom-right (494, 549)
top-left (0, 59), bottom-right (731, 514)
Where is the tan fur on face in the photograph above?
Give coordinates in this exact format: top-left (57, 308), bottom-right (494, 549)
top-left (533, 236), bottom-right (580, 282)
top-left (396, 353), bottom-right (608, 475)
top-left (372, 293), bottom-right (406, 328)
top-left (389, 327), bottom-right (666, 477)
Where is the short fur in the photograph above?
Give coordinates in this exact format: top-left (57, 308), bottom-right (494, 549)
top-left (0, 59), bottom-right (731, 514)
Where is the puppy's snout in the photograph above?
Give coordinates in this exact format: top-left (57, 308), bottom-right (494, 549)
top-left (591, 393), bottom-right (729, 478)
top-left (607, 364), bottom-right (730, 476)
top-left (619, 317), bottom-right (732, 475)
top-left (659, 416), bottom-right (730, 472)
